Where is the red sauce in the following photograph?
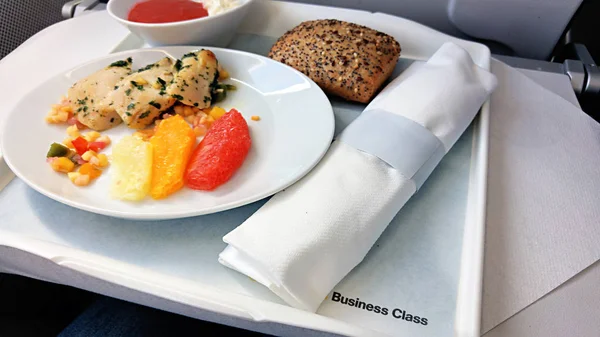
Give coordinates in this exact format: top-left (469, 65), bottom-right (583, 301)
top-left (127, 0), bottom-right (209, 24)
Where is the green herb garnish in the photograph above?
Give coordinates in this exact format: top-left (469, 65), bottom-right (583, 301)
top-left (182, 52), bottom-right (198, 60)
top-left (212, 90), bottom-right (226, 103)
top-left (137, 63), bottom-right (157, 73)
top-left (149, 101), bottom-right (161, 109)
top-left (109, 60), bottom-right (130, 67)
top-left (109, 59), bottom-right (131, 67)
top-left (174, 60), bottom-right (182, 72)
top-left (156, 77), bottom-right (166, 89)
top-left (130, 81), bottom-right (144, 90)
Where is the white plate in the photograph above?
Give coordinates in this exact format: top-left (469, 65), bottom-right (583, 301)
top-left (1, 47), bottom-right (334, 220)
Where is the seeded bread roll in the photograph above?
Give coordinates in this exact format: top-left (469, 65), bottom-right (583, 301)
top-left (268, 19), bottom-right (401, 103)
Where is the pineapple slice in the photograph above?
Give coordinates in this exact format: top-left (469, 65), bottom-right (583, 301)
top-left (110, 135), bottom-right (153, 201)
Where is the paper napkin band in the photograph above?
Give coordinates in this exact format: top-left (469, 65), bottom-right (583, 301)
top-left (337, 108), bottom-right (446, 190)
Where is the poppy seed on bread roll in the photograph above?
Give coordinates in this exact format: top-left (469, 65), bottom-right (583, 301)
top-left (268, 19), bottom-right (401, 103)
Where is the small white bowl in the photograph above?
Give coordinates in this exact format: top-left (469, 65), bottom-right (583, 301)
top-left (107, 0), bottom-right (255, 47)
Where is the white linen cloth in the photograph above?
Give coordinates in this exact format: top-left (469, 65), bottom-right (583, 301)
top-left (219, 42), bottom-right (497, 312)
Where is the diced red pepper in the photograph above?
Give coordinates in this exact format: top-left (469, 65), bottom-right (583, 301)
top-left (88, 141), bottom-right (107, 152)
top-left (71, 136), bottom-right (89, 156)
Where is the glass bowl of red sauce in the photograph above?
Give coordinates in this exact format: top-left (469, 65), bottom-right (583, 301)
top-left (108, 0), bottom-right (255, 47)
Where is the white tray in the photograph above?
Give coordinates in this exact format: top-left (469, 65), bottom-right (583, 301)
top-left (0, 2), bottom-right (490, 336)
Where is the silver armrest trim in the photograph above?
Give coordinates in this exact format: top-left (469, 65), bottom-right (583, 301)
top-left (62, 0), bottom-right (83, 19)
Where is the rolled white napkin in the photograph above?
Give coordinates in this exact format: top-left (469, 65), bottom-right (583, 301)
top-left (219, 42), bottom-right (497, 312)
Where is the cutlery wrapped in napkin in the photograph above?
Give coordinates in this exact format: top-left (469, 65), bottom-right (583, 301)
top-left (219, 42), bottom-right (497, 312)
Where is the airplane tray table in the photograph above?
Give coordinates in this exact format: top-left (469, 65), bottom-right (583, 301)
top-left (0, 1), bottom-right (491, 336)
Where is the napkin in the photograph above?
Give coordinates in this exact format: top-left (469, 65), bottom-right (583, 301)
top-left (481, 59), bottom-right (600, 333)
top-left (219, 42), bottom-right (497, 312)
